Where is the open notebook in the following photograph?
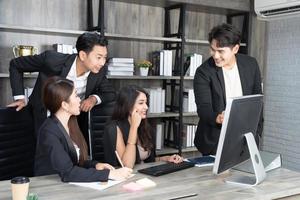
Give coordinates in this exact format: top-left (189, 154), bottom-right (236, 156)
top-left (69, 174), bottom-right (135, 191)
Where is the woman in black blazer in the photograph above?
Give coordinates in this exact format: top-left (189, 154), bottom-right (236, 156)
top-left (34, 76), bottom-right (132, 182)
top-left (103, 85), bottom-right (183, 168)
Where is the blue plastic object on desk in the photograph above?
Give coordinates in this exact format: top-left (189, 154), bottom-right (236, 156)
top-left (186, 155), bottom-right (215, 167)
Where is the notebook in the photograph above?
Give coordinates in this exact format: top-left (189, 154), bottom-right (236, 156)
top-left (185, 155), bottom-right (215, 167)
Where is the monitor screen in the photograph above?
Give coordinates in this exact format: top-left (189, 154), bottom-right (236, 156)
top-left (213, 94), bottom-right (263, 175)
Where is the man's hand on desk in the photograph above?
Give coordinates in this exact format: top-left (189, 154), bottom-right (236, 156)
top-left (7, 99), bottom-right (26, 111)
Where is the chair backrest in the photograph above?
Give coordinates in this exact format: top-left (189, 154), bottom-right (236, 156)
top-left (0, 107), bottom-right (35, 181)
top-left (88, 101), bottom-right (115, 162)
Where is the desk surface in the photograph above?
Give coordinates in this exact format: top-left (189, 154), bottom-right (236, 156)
top-left (1, 165), bottom-right (300, 200)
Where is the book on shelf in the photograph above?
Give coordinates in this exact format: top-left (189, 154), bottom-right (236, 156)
top-left (107, 66), bottom-right (134, 72)
top-left (109, 57), bottom-right (134, 63)
top-left (155, 123), bottom-right (165, 150)
top-left (163, 50), bottom-right (172, 76)
top-left (150, 50), bottom-right (172, 76)
top-left (182, 89), bottom-right (197, 112)
top-left (184, 53), bottom-right (202, 76)
top-left (182, 124), bottom-right (197, 148)
top-left (53, 44), bottom-right (77, 54)
top-left (151, 51), bottom-right (161, 76)
top-left (107, 71), bottom-right (134, 76)
top-left (108, 62), bottom-right (134, 67)
top-left (145, 87), bottom-right (165, 113)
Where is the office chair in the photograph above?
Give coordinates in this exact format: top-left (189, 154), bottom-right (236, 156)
top-left (0, 106), bottom-right (35, 180)
top-left (88, 101), bottom-right (115, 162)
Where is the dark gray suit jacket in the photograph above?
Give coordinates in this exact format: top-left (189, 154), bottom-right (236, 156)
top-left (193, 54), bottom-right (263, 155)
top-left (34, 116), bottom-right (110, 182)
top-left (9, 50), bottom-right (116, 136)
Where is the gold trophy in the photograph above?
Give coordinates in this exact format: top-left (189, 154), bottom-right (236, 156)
top-left (13, 45), bottom-right (37, 57)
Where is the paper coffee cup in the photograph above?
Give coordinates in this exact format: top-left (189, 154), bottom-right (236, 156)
top-left (11, 176), bottom-right (30, 200)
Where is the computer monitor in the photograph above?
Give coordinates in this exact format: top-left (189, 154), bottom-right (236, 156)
top-left (213, 94), bottom-right (266, 186)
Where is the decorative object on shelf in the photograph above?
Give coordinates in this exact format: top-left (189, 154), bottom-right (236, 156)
top-left (13, 45), bottom-right (37, 57)
top-left (136, 60), bottom-right (152, 76)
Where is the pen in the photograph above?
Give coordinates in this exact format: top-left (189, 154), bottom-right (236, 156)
top-left (115, 150), bottom-right (125, 168)
top-left (168, 193), bottom-right (198, 200)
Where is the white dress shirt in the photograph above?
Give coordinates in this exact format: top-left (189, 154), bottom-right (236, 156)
top-left (66, 57), bottom-right (101, 104)
top-left (15, 56), bottom-right (102, 105)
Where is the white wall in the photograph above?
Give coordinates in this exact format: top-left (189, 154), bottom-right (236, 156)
top-left (263, 16), bottom-right (300, 171)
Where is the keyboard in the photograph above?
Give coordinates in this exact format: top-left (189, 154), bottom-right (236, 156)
top-left (138, 161), bottom-right (195, 176)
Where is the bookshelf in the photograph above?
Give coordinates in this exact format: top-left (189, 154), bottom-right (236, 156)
top-left (0, 0), bottom-right (251, 156)
top-left (88, 0), bottom-right (251, 155)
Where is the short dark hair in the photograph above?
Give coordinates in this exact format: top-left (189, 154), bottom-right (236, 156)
top-left (76, 32), bottom-right (108, 54)
top-left (208, 23), bottom-right (241, 47)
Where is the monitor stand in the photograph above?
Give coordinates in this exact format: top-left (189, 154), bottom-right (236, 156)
top-left (233, 151), bottom-right (281, 173)
top-left (226, 132), bottom-right (266, 186)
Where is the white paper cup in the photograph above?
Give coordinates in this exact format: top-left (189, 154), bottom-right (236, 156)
top-left (11, 176), bottom-right (30, 200)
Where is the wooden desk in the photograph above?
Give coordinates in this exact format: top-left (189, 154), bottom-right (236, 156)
top-left (1, 165), bottom-right (300, 200)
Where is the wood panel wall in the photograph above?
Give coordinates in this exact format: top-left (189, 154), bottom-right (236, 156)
top-left (0, 0), bottom-right (266, 106)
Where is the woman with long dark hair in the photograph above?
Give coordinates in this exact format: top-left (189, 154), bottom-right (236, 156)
top-left (34, 76), bottom-right (132, 182)
top-left (103, 85), bottom-right (183, 168)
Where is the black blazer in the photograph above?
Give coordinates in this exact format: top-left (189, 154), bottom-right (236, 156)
top-left (9, 50), bottom-right (116, 134)
top-left (193, 54), bottom-right (263, 155)
top-left (34, 116), bottom-right (110, 182)
top-left (103, 120), bottom-right (156, 166)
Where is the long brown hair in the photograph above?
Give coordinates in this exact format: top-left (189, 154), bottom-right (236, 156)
top-left (111, 85), bottom-right (153, 151)
top-left (43, 76), bottom-right (88, 166)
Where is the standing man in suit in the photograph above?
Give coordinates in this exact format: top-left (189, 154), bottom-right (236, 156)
top-left (193, 23), bottom-right (263, 155)
top-left (7, 32), bottom-right (115, 144)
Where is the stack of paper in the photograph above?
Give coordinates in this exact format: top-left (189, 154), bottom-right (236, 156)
top-left (107, 58), bottom-right (134, 76)
top-left (122, 178), bottom-right (156, 192)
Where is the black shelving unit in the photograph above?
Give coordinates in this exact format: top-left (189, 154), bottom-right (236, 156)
top-left (163, 4), bottom-right (186, 155)
top-left (87, 0), bottom-right (105, 35)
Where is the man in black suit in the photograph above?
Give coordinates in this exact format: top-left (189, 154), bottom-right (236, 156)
top-left (193, 23), bottom-right (263, 155)
top-left (7, 32), bottom-right (115, 143)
